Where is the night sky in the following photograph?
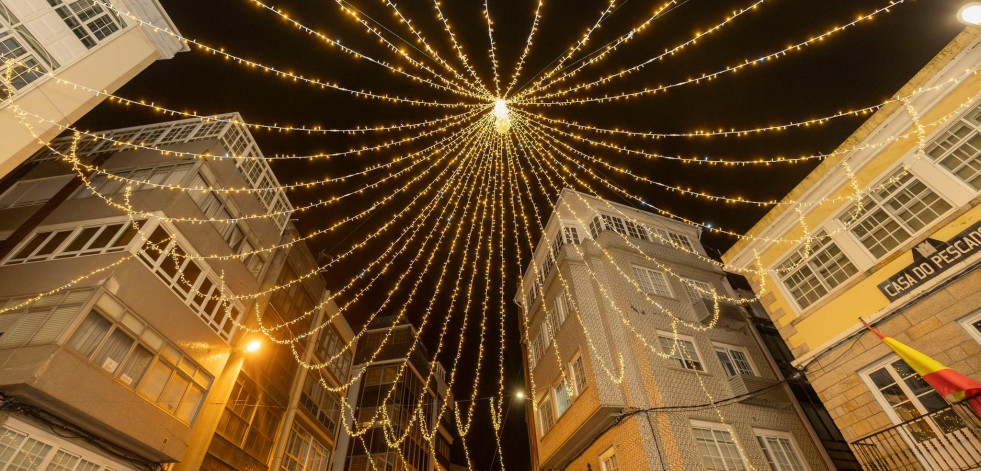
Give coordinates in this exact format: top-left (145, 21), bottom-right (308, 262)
top-left (75, 0), bottom-right (966, 468)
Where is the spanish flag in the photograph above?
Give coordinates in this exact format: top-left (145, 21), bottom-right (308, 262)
top-left (862, 319), bottom-right (981, 415)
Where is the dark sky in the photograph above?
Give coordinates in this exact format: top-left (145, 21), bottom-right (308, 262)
top-left (76, 0), bottom-right (966, 468)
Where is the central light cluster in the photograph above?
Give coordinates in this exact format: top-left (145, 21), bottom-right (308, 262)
top-left (492, 99), bottom-right (511, 134)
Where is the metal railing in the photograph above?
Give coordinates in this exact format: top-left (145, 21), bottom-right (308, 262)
top-left (850, 398), bottom-right (981, 471)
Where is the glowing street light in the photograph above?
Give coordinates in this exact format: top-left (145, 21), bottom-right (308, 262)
top-left (958, 3), bottom-right (981, 25)
top-left (515, 391), bottom-right (525, 400)
top-left (245, 340), bottom-right (262, 353)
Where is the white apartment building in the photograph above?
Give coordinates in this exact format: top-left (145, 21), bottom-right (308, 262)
top-left (0, 0), bottom-right (185, 176)
top-left (516, 189), bottom-right (833, 471)
top-left (0, 114), bottom-right (359, 470)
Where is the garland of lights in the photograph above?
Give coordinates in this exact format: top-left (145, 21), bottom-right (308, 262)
top-left (6, 0), bottom-right (971, 468)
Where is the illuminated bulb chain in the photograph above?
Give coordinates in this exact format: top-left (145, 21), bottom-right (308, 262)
top-left (96, 2), bottom-right (485, 108)
top-left (516, 0), bottom-right (681, 99)
top-left (329, 0), bottom-right (490, 100)
top-left (431, 0), bottom-right (491, 93)
top-left (518, 0), bottom-right (619, 96)
top-left (254, 123), bottom-right (494, 341)
top-left (519, 0), bottom-right (903, 106)
top-left (371, 0), bottom-right (493, 99)
top-left (501, 0), bottom-right (544, 97)
top-left (508, 132), bottom-right (623, 394)
top-left (516, 0), bottom-right (758, 101)
top-left (248, 0), bottom-right (486, 100)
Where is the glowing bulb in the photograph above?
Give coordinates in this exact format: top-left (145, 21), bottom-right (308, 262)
top-left (515, 391), bottom-right (525, 399)
top-left (492, 99), bottom-right (511, 134)
top-left (245, 340), bottom-right (262, 352)
top-left (958, 3), bottom-right (981, 25)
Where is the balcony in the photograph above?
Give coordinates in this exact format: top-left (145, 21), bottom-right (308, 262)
top-left (850, 398), bottom-right (981, 470)
top-left (691, 297), bottom-right (749, 329)
top-left (726, 374), bottom-right (792, 409)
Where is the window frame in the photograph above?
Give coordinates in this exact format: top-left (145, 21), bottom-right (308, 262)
top-left (633, 265), bottom-right (673, 298)
top-left (136, 222), bottom-right (244, 341)
top-left (65, 293), bottom-right (213, 425)
top-left (690, 420), bottom-right (748, 471)
top-left (0, 418), bottom-right (137, 471)
top-left (0, 175), bottom-right (72, 209)
top-left (3, 219), bottom-right (144, 265)
top-left (279, 421), bottom-right (329, 471)
top-left (537, 395), bottom-right (555, 437)
top-left (599, 446), bottom-right (621, 471)
top-left (837, 168), bottom-right (954, 260)
top-left (774, 230), bottom-right (860, 312)
top-left (570, 351), bottom-right (588, 395)
top-left (754, 428), bottom-right (809, 471)
top-left (682, 278), bottom-right (715, 301)
top-left (712, 342), bottom-right (757, 378)
top-left (656, 332), bottom-right (705, 372)
top-left (924, 101), bottom-right (981, 192)
top-left (958, 310), bottom-right (981, 346)
top-left (552, 379), bottom-right (573, 418)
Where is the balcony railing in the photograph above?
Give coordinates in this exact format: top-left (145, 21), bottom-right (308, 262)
top-left (850, 398), bottom-right (981, 471)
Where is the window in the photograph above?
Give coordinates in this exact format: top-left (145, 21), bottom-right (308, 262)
top-left (554, 381), bottom-right (572, 417)
top-left (669, 231), bottom-right (696, 252)
top-left (186, 173), bottom-right (251, 252)
top-left (531, 336), bottom-right (544, 368)
top-left (47, 0), bottom-right (126, 49)
top-left (217, 374), bottom-right (282, 460)
top-left (137, 225), bottom-right (242, 340)
top-left (755, 430), bottom-right (806, 471)
top-left (777, 231), bottom-right (859, 310)
top-left (74, 163), bottom-right (193, 199)
top-left (960, 311), bottom-right (981, 345)
top-left (648, 226), bottom-right (670, 244)
top-left (0, 420), bottom-right (134, 471)
top-left (538, 396), bottom-right (554, 435)
top-left (634, 266), bottom-right (672, 297)
top-left (3, 220), bottom-right (142, 265)
top-left (280, 423), bottom-right (328, 471)
top-left (840, 170), bottom-right (952, 258)
top-left (67, 294), bottom-right (212, 424)
top-left (300, 373), bottom-right (342, 434)
top-left (626, 220), bottom-right (648, 240)
top-left (315, 326), bottom-right (352, 381)
top-left (570, 354), bottom-right (588, 394)
top-left (553, 295), bottom-right (568, 325)
top-left (0, 5), bottom-right (57, 99)
top-left (713, 343), bottom-right (755, 377)
top-left (0, 176), bottom-right (71, 209)
top-left (658, 335), bottom-right (704, 371)
top-left (864, 357), bottom-right (966, 442)
top-left (599, 447), bottom-right (621, 471)
top-left (926, 102), bottom-right (981, 190)
top-left (683, 279), bottom-right (714, 301)
top-left (564, 226), bottom-right (580, 244)
top-left (692, 421), bottom-right (747, 471)
top-left (0, 289), bottom-right (92, 349)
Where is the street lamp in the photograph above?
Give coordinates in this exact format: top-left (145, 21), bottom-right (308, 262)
top-left (958, 3), bottom-right (981, 25)
top-left (515, 391), bottom-right (525, 400)
top-left (245, 339), bottom-right (262, 353)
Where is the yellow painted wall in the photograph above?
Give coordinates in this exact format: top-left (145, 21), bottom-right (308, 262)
top-left (728, 39), bottom-right (981, 356)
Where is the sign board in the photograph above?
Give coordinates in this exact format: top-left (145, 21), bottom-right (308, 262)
top-left (878, 219), bottom-right (981, 301)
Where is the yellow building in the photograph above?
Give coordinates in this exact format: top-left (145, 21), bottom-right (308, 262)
top-left (724, 29), bottom-right (981, 470)
top-left (0, 0), bottom-right (185, 177)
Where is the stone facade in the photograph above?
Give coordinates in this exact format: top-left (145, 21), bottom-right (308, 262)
top-left (518, 189), bottom-right (831, 471)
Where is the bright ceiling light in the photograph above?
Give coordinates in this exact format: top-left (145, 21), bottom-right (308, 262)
top-left (958, 3), bottom-right (981, 25)
top-left (492, 99), bottom-right (511, 134)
